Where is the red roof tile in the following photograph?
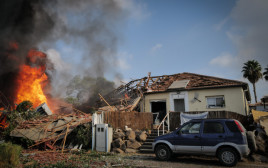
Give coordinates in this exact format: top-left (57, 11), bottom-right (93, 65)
top-left (148, 72), bottom-right (248, 91)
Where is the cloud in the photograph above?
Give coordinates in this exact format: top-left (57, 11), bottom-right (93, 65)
top-left (226, 0), bottom-right (268, 101)
top-left (228, 0), bottom-right (268, 65)
top-left (115, 0), bottom-right (150, 21)
top-left (151, 43), bottom-right (163, 53)
top-left (214, 17), bottom-right (229, 31)
top-left (210, 53), bottom-right (237, 67)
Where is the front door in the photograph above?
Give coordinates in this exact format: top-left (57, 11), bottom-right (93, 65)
top-left (172, 122), bottom-right (202, 154)
top-left (174, 99), bottom-right (185, 112)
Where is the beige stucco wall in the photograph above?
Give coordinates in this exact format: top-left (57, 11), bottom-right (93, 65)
top-left (188, 87), bottom-right (248, 115)
top-left (141, 87), bottom-right (249, 116)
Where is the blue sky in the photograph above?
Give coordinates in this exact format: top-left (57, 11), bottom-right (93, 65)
top-left (115, 0), bottom-right (268, 102)
top-left (119, 0), bottom-right (236, 77)
top-left (46, 0), bottom-right (268, 102)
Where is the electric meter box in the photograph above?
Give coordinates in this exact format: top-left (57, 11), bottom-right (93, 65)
top-left (92, 124), bottom-right (113, 152)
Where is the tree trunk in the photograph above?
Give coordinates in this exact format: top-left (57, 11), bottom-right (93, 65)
top-left (253, 83), bottom-right (258, 103)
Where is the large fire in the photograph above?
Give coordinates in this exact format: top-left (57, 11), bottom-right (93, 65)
top-left (14, 49), bottom-right (50, 108)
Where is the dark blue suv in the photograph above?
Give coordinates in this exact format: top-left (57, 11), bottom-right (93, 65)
top-left (152, 119), bottom-right (250, 167)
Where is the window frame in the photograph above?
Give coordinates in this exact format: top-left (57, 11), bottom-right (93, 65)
top-left (206, 96), bottom-right (225, 109)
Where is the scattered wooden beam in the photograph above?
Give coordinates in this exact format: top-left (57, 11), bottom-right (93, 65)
top-left (61, 124), bottom-right (69, 153)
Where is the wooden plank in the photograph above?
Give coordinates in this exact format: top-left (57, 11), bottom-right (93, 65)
top-left (103, 111), bottom-right (153, 130)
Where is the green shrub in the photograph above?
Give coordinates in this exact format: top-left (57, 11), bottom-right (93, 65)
top-left (0, 142), bottom-right (22, 168)
top-left (66, 123), bottom-right (92, 149)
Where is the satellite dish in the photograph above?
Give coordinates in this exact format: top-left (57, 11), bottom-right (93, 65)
top-left (191, 92), bottom-right (201, 103)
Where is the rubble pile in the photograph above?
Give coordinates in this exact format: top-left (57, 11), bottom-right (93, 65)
top-left (10, 112), bottom-right (92, 150)
top-left (111, 128), bottom-right (148, 154)
top-left (249, 109), bottom-right (268, 159)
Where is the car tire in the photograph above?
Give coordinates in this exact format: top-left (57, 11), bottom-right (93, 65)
top-left (155, 144), bottom-right (172, 161)
top-left (247, 131), bottom-right (257, 154)
top-left (218, 147), bottom-right (238, 167)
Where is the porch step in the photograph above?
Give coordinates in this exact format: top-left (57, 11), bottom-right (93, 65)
top-left (139, 129), bottom-right (168, 153)
top-left (139, 148), bottom-right (154, 153)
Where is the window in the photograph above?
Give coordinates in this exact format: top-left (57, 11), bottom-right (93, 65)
top-left (225, 121), bottom-right (240, 132)
top-left (206, 96), bottom-right (225, 108)
top-left (180, 122), bottom-right (201, 134)
top-left (203, 122), bottom-right (225, 134)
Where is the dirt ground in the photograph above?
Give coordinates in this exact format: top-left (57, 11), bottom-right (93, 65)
top-left (124, 154), bottom-right (268, 168)
top-left (21, 149), bottom-right (268, 168)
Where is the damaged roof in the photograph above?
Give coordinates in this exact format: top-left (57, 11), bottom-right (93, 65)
top-left (127, 72), bottom-right (248, 90)
top-left (129, 72), bottom-right (250, 98)
top-left (100, 72), bottom-right (251, 106)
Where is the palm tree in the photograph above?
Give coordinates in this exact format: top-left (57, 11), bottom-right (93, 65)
top-left (264, 65), bottom-right (268, 81)
top-left (242, 60), bottom-right (262, 103)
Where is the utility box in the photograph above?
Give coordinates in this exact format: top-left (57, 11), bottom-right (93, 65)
top-left (92, 124), bottom-right (113, 152)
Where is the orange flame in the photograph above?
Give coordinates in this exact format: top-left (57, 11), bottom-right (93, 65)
top-left (15, 49), bottom-right (50, 108)
top-left (0, 112), bottom-right (9, 129)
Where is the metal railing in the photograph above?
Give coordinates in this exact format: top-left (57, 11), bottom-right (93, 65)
top-left (157, 111), bottom-right (170, 136)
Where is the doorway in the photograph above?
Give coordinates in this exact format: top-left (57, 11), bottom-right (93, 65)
top-left (151, 101), bottom-right (166, 124)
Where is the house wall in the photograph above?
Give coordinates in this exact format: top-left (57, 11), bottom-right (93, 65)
top-left (188, 87), bottom-right (248, 115)
top-left (142, 87), bottom-right (249, 116)
top-left (143, 91), bottom-right (189, 113)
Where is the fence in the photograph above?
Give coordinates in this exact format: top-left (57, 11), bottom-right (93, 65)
top-left (169, 111), bottom-right (248, 131)
top-left (103, 111), bottom-right (153, 130)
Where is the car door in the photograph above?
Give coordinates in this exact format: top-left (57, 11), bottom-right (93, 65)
top-left (172, 121), bottom-right (202, 154)
top-left (201, 121), bottom-right (226, 154)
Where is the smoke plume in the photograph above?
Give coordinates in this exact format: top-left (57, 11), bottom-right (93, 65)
top-left (0, 0), bottom-right (127, 107)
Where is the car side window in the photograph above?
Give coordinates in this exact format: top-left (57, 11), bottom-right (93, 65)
top-left (179, 122), bottom-right (201, 134)
top-left (203, 122), bottom-right (225, 134)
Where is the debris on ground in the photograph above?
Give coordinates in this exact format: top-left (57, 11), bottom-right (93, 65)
top-left (10, 112), bottom-right (92, 150)
top-left (20, 150), bottom-right (127, 168)
top-left (248, 109), bottom-right (268, 158)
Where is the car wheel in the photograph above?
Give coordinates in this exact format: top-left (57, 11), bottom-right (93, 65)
top-left (247, 131), bottom-right (257, 154)
top-left (218, 148), bottom-right (238, 167)
top-left (155, 144), bottom-right (172, 161)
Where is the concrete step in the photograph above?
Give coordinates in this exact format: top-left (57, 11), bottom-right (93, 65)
top-left (139, 148), bottom-right (154, 153)
top-left (140, 145), bottom-right (152, 149)
top-left (145, 139), bottom-right (154, 143)
top-left (143, 142), bottom-right (153, 145)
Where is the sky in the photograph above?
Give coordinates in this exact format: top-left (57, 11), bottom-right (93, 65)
top-left (48, 0), bottom-right (268, 103)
